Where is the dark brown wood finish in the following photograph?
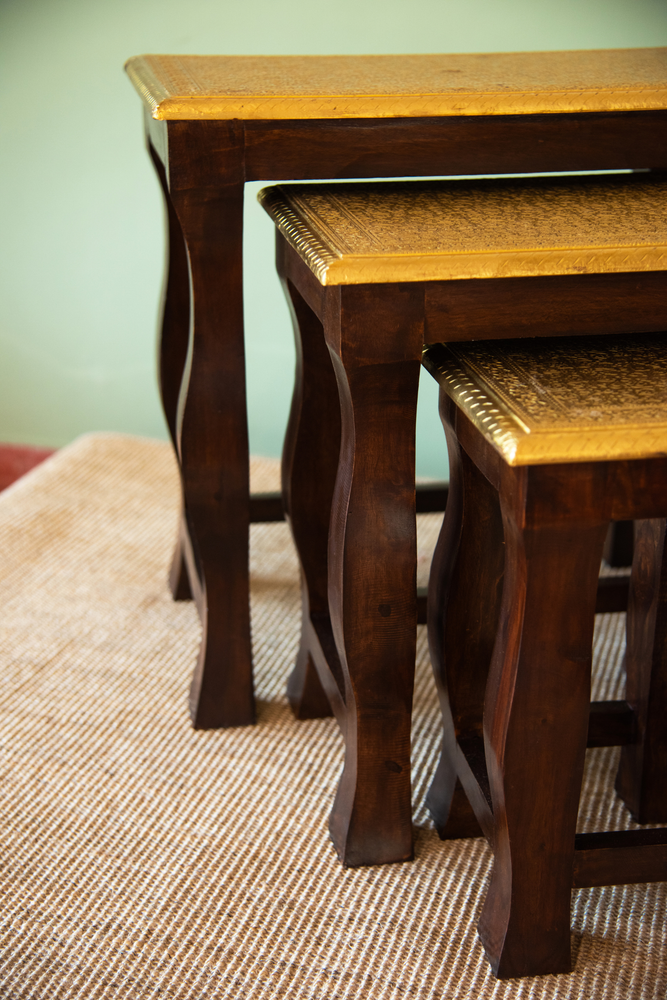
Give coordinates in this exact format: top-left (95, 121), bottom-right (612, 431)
top-left (604, 519), bottom-right (635, 567)
top-left (325, 280), bottom-right (423, 866)
top-left (420, 565), bottom-right (629, 624)
top-left (587, 700), bottom-right (636, 747)
top-left (426, 396), bottom-right (667, 979)
top-left (154, 118), bottom-right (254, 729)
top-left (279, 238), bottom-right (424, 865)
top-left (243, 112), bottom-right (667, 179)
top-left (572, 828), bottom-right (667, 888)
top-left (145, 105), bottom-right (665, 731)
top-left (424, 271), bottom-right (667, 343)
top-left (616, 517), bottom-right (667, 822)
top-left (147, 142), bottom-right (193, 602)
top-left (425, 394), bottom-right (504, 842)
top-left (249, 481), bottom-right (449, 525)
top-left (280, 263), bottom-right (340, 723)
top-left (478, 471), bottom-right (608, 978)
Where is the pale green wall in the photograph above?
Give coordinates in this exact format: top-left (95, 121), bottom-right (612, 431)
top-left (1, 0), bottom-right (666, 477)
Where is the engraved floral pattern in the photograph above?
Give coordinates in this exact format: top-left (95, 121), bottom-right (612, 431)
top-left (126, 50), bottom-right (667, 120)
top-left (424, 333), bottom-right (667, 465)
top-left (260, 175), bottom-right (667, 285)
top-left (276, 176), bottom-right (667, 257)
top-left (451, 334), bottom-right (667, 427)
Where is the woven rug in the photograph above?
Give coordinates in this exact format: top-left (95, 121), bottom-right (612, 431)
top-left (0, 433), bottom-right (663, 999)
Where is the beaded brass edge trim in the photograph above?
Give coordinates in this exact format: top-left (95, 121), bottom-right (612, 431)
top-left (319, 245), bottom-right (667, 284)
top-left (422, 345), bottom-right (527, 464)
top-left (140, 89), bottom-right (667, 121)
top-left (125, 58), bottom-right (168, 118)
top-left (422, 343), bottom-right (667, 465)
top-left (258, 188), bottom-right (339, 284)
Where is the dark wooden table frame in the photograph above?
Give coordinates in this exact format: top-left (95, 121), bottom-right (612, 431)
top-left (426, 389), bottom-right (667, 977)
top-left (277, 229), bottom-right (667, 867)
top-left (145, 108), bottom-right (667, 731)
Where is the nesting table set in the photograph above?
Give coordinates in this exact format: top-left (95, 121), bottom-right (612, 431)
top-left (126, 48), bottom-right (667, 979)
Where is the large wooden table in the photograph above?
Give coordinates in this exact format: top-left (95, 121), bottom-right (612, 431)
top-left (125, 48), bottom-right (667, 729)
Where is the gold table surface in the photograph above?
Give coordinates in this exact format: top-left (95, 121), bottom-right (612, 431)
top-left (259, 173), bottom-right (667, 285)
top-left (125, 49), bottom-right (667, 121)
top-left (423, 333), bottom-right (667, 466)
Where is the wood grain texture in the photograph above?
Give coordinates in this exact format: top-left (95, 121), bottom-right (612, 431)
top-left (279, 253), bottom-right (340, 722)
top-left (616, 518), bottom-right (667, 822)
top-left (165, 120), bottom-right (254, 729)
top-left (148, 135), bottom-right (193, 603)
top-left (244, 112), bottom-right (667, 179)
top-left (425, 363), bottom-right (667, 978)
top-left (425, 393), bottom-right (502, 841)
top-left (477, 485), bottom-right (607, 978)
top-left (276, 245), bottom-right (427, 863)
top-left (424, 270), bottom-right (667, 343)
top-left (311, 282), bottom-right (424, 866)
top-left (572, 828), bottom-right (667, 888)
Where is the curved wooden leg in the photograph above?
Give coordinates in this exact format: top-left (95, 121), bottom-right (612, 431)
top-left (325, 285), bottom-right (423, 867)
top-left (426, 394), bottom-right (503, 841)
top-left (168, 523), bottom-right (193, 601)
top-left (479, 472), bottom-right (608, 978)
top-left (616, 518), bottom-right (667, 822)
top-left (148, 138), bottom-right (193, 601)
top-left (167, 121), bottom-right (253, 729)
top-left (280, 277), bottom-right (338, 720)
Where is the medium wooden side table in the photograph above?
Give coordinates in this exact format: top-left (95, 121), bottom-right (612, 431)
top-left (260, 172), bottom-right (667, 867)
top-left (125, 49), bottom-right (667, 729)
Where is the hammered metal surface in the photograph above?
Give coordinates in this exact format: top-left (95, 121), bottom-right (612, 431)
top-left (259, 174), bottom-right (667, 285)
top-left (125, 49), bottom-right (667, 120)
top-left (423, 333), bottom-right (667, 465)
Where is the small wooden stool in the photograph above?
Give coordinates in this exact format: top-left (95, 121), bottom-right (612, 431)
top-left (422, 333), bottom-right (667, 979)
top-left (260, 172), bottom-right (667, 869)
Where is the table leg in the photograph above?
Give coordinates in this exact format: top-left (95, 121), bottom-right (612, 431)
top-left (426, 397), bottom-right (503, 840)
top-left (479, 473), bottom-right (607, 977)
top-left (616, 517), bottom-right (667, 822)
top-left (148, 140), bottom-right (193, 601)
top-left (280, 275), bottom-right (338, 720)
top-left (325, 285), bottom-right (423, 867)
top-left (165, 121), bottom-right (254, 729)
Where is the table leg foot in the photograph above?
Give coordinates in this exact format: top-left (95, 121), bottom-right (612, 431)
top-left (328, 715), bottom-right (414, 867)
top-left (427, 766), bottom-right (482, 840)
top-left (287, 645), bottom-right (333, 720)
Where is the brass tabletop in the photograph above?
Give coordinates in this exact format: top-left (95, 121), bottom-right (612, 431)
top-left (259, 173), bottom-right (667, 285)
top-left (126, 49), bottom-right (667, 121)
top-left (423, 333), bottom-right (667, 466)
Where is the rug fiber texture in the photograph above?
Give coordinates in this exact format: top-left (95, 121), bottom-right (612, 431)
top-left (0, 433), bottom-right (664, 999)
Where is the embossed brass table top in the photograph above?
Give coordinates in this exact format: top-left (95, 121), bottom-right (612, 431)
top-left (125, 49), bottom-right (667, 121)
top-left (259, 173), bottom-right (667, 285)
top-left (423, 333), bottom-right (667, 466)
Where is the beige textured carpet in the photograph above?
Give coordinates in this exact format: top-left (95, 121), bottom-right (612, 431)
top-left (0, 433), bottom-right (664, 999)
